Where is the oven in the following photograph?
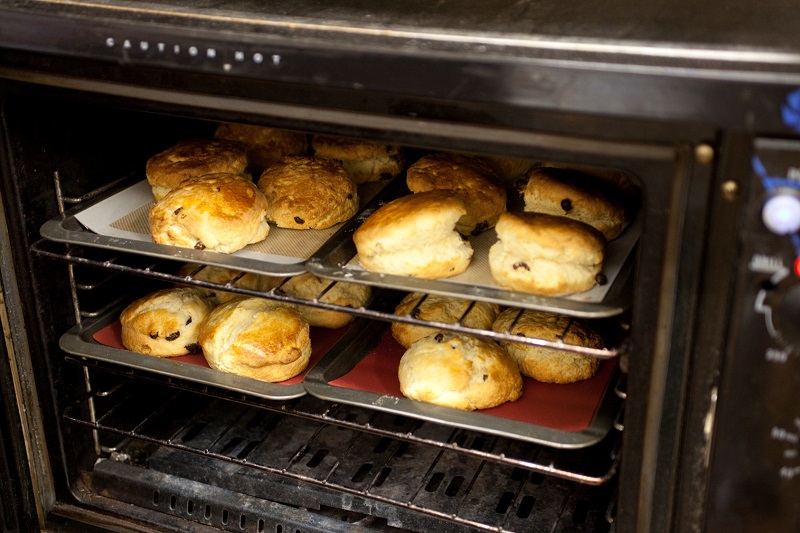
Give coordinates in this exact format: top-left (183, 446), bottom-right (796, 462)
top-left (0, 1), bottom-right (799, 532)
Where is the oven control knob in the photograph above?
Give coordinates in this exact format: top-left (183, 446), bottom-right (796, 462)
top-left (763, 193), bottom-right (800, 235)
top-left (772, 283), bottom-right (800, 347)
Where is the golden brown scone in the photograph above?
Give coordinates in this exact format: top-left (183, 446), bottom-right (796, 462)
top-left (120, 287), bottom-right (216, 357)
top-left (277, 273), bottom-right (372, 329)
top-left (214, 122), bottom-right (308, 175)
top-left (149, 173), bottom-right (270, 254)
top-left (406, 153), bottom-right (507, 236)
top-left (398, 333), bottom-right (522, 411)
top-left (480, 155), bottom-right (537, 184)
top-left (311, 135), bottom-right (405, 184)
top-left (199, 297), bottom-right (311, 382)
top-left (521, 166), bottom-right (629, 240)
top-left (353, 190), bottom-right (473, 279)
top-left (256, 155), bottom-right (359, 230)
top-left (391, 292), bottom-right (501, 348)
top-left (145, 139), bottom-right (249, 201)
top-left (489, 211), bottom-right (606, 296)
top-left (176, 263), bottom-right (282, 303)
top-left (492, 309), bottom-right (602, 384)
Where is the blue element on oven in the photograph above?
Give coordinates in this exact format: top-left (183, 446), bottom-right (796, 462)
top-left (782, 88), bottom-right (800, 133)
top-left (753, 153), bottom-right (800, 257)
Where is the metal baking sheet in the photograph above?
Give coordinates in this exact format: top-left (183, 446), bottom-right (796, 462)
top-left (304, 319), bottom-right (622, 449)
top-left (41, 179), bottom-right (388, 277)
top-left (307, 176), bottom-right (639, 318)
top-left (60, 307), bottom-right (352, 401)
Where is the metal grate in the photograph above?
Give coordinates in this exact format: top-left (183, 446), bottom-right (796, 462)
top-left (32, 238), bottom-right (626, 359)
top-left (66, 376), bottom-right (616, 532)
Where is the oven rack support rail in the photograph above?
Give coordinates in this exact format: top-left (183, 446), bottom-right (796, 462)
top-left (62, 377), bottom-right (619, 533)
top-left (32, 238), bottom-right (626, 360)
top-left (63, 359), bottom-right (623, 487)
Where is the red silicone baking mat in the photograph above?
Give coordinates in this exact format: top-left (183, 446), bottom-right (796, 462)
top-left (93, 320), bottom-right (347, 386)
top-left (329, 330), bottom-right (616, 431)
top-left (304, 320), bottom-right (621, 448)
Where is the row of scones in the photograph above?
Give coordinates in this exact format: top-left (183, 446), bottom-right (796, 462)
top-left (145, 122), bottom-right (406, 253)
top-left (353, 153), bottom-right (634, 297)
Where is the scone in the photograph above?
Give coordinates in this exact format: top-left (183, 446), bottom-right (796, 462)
top-left (353, 190), bottom-right (473, 279)
top-left (145, 139), bottom-right (249, 201)
top-left (492, 309), bottom-right (602, 384)
top-left (257, 156), bottom-right (359, 230)
top-left (521, 166), bottom-right (629, 240)
top-left (489, 211), bottom-right (606, 296)
top-left (398, 333), bottom-right (522, 411)
top-left (177, 263), bottom-right (282, 303)
top-left (120, 287), bottom-right (216, 357)
top-left (480, 155), bottom-right (536, 184)
top-left (406, 153), bottom-right (506, 235)
top-left (214, 122), bottom-right (308, 174)
top-left (149, 173), bottom-right (270, 253)
top-left (199, 297), bottom-right (311, 382)
top-left (391, 292), bottom-right (501, 348)
top-left (276, 273), bottom-right (372, 329)
top-left (311, 135), bottom-right (405, 184)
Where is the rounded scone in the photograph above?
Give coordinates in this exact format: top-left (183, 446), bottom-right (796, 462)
top-left (492, 309), bottom-right (603, 384)
top-left (398, 333), bottom-right (522, 411)
top-left (391, 292), bottom-right (501, 348)
top-left (214, 122), bottom-right (308, 174)
top-left (489, 211), bottom-right (606, 296)
top-left (311, 135), bottom-right (405, 184)
top-left (198, 297), bottom-right (311, 382)
top-left (277, 272), bottom-right (372, 329)
top-left (406, 153), bottom-right (507, 236)
top-left (176, 263), bottom-right (282, 303)
top-left (521, 166), bottom-right (629, 240)
top-left (257, 155), bottom-right (359, 230)
top-left (480, 155), bottom-right (537, 184)
top-left (353, 190), bottom-right (473, 279)
top-left (145, 139), bottom-right (249, 201)
top-left (149, 173), bottom-right (270, 253)
top-left (120, 287), bottom-right (216, 357)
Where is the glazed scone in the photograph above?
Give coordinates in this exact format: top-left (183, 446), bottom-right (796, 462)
top-left (149, 173), bottom-right (270, 254)
top-left (177, 263), bottom-right (282, 303)
top-left (391, 292), bottom-right (501, 348)
top-left (120, 287), bottom-right (216, 357)
top-left (257, 156), bottom-right (359, 230)
top-left (492, 309), bottom-right (602, 384)
top-left (199, 297), bottom-right (311, 382)
top-left (214, 122), bottom-right (308, 175)
top-left (406, 153), bottom-right (507, 235)
top-left (398, 333), bottom-right (522, 411)
top-left (145, 139), bottom-right (249, 201)
top-left (521, 166), bottom-right (629, 240)
top-left (277, 273), bottom-right (372, 329)
top-left (311, 135), bottom-right (405, 184)
top-left (353, 190), bottom-right (473, 279)
top-left (489, 211), bottom-right (606, 296)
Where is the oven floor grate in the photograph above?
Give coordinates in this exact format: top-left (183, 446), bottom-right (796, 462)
top-left (68, 377), bottom-right (616, 532)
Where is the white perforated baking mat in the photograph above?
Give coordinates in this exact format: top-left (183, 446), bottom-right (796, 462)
top-left (73, 180), bottom-right (365, 264)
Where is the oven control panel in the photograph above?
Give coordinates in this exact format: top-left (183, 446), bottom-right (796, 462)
top-left (705, 138), bottom-right (800, 532)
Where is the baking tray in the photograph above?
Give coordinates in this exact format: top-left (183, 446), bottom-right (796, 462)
top-left (307, 176), bottom-right (639, 318)
top-left (304, 319), bottom-right (622, 449)
top-left (41, 179), bottom-right (388, 277)
top-left (60, 307), bottom-right (352, 400)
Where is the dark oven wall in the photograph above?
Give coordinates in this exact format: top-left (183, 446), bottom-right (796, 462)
top-left (0, 71), bottom-right (725, 533)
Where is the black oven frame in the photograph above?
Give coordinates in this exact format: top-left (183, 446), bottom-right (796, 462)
top-left (1, 3), bottom-right (799, 531)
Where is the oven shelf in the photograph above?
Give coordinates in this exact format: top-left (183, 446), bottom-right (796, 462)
top-left (63, 365), bottom-right (621, 487)
top-left (32, 238), bottom-right (627, 359)
top-left (64, 376), bottom-right (618, 532)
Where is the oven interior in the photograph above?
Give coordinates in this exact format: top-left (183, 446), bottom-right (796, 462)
top-left (0, 83), bottom-right (699, 533)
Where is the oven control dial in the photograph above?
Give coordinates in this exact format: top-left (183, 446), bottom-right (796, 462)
top-left (772, 282), bottom-right (800, 347)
